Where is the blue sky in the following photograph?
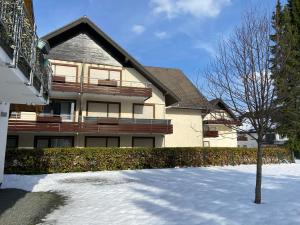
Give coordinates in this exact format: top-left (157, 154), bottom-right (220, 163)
top-left (33, 0), bottom-right (280, 86)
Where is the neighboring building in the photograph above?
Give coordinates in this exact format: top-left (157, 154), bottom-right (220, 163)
top-left (203, 99), bottom-right (239, 147)
top-left (7, 17), bottom-right (210, 148)
top-left (0, 0), bottom-right (51, 185)
top-left (264, 133), bottom-right (288, 146)
top-left (237, 130), bottom-right (258, 148)
top-left (237, 130), bottom-right (288, 148)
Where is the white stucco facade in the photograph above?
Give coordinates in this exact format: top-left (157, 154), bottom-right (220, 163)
top-left (0, 103), bottom-right (9, 185)
top-left (165, 108), bottom-right (204, 147)
top-left (203, 107), bottom-right (238, 148)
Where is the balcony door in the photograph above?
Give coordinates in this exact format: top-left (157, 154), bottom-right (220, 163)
top-left (132, 137), bottom-right (155, 148)
top-left (85, 137), bottom-right (120, 147)
top-left (52, 64), bottom-right (78, 83)
top-left (35, 136), bottom-right (74, 148)
top-left (87, 101), bottom-right (120, 118)
top-left (88, 67), bottom-right (121, 85)
top-left (43, 99), bottom-right (75, 121)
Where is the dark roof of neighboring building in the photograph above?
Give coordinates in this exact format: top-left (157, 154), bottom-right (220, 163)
top-left (209, 98), bottom-right (236, 119)
top-left (145, 66), bottom-right (209, 110)
top-left (42, 17), bottom-right (179, 106)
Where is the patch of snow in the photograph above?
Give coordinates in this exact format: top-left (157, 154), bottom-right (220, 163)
top-left (3, 163), bottom-right (300, 225)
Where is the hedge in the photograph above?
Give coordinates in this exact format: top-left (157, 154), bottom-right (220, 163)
top-left (4, 147), bottom-right (293, 174)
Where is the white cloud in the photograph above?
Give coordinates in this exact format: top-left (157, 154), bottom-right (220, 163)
top-left (132, 25), bottom-right (146, 35)
top-left (194, 42), bottom-right (216, 57)
top-left (151, 0), bottom-right (231, 19)
top-left (155, 31), bottom-right (168, 39)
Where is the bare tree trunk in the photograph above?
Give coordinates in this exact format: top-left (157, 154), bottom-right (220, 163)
top-left (255, 140), bottom-right (263, 204)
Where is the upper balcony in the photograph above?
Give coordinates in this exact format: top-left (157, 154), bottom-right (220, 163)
top-left (203, 130), bottom-right (219, 138)
top-left (51, 74), bottom-right (152, 101)
top-left (0, 0), bottom-right (51, 104)
top-left (203, 119), bottom-right (240, 126)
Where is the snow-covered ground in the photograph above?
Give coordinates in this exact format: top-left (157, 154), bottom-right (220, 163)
top-left (3, 162), bottom-right (300, 225)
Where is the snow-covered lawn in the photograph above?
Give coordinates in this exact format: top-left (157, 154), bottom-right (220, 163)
top-left (3, 163), bottom-right (300, 225)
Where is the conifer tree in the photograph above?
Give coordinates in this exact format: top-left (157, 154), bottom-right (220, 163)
top-left (271, 0), bottom-right (300, 148)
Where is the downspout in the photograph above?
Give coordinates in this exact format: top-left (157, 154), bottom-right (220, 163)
top-left (77, 62), bottom-right (85, 147)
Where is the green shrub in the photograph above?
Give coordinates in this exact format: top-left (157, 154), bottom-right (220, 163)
top-left (4, 147), bottom-right (293, 174)
top-left (285, 138), bottom-right (300, 159)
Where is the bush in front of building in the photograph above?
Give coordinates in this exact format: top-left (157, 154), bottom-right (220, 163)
top-left (4, 147), bottom-right (293, 174)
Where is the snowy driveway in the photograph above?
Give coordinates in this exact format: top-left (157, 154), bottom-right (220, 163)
top-left (3, 163), bottom-right (300, 225)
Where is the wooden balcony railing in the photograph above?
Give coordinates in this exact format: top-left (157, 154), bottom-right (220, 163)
top-left (204, 130), bottom-right (219, 138)
top-left (82, 83), bottom-right (152, 98)
top-left (51, 76), bottom-right (152, 99)
top-left (8, 120), bottom-right (79, 133)
top-left (8, 117), bottom-right (173, 134)
top-left (51, 81), bottom-right (81, 92)
top-left (204, 119), bottom-right (240, 125)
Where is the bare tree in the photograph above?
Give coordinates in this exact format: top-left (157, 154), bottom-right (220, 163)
top-left (204, 11), bottom-right (275, 204)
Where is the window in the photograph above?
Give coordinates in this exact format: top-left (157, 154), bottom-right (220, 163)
top-left (132, 137), bottom-right (155, 148)
top-left (35, 136), bottom-right (74, 148)
top-left (89, 68), bottom-right (121, 84)
top-left (43, 99), bottom-right (75, 121)
top-left (52, 64), bottom-right (77, 82)
top-left (133, 104), bottom-right (155, 119)
top-left (6, 136), bottom-right (18, 149)
top-left (85, 137), bottom-right (120, 147)
top-left (87, 102), bottom-right (120, 118)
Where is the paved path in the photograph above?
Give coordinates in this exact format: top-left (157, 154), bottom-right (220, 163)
top-left (0, 188), bottom-right (65, 225)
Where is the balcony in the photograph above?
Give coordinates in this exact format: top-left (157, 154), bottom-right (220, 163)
top-left (204, 131), bottom-right (219, 138)
top-left (51, 75), bottom-right (152, 100)
top-left (0, 0), bottom-right (51, 104)
top-left (204, 119), bottom-right (240, 125)
top-left (237, 136), bottom-right (248, 141)
top-left (8, 116), bottom-right (173, 134)
top-left (8, 120), bottom-right (78, 133)
top-left (82, 117), bottom-right (173, 134)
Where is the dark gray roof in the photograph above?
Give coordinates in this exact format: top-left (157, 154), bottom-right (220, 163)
top-left (145, 66), bottom-right (209, 110)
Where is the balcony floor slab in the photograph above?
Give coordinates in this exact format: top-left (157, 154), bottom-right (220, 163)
top-left (0, 47), bottom-right (47, 105)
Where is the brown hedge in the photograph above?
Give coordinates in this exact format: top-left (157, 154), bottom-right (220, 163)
top-left (4, 147), bottom-right (294, 174)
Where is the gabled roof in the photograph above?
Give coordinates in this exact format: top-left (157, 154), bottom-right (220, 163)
top-left (42, 17), bottom-right (179, 106)
top-left (146, 66), bottom-right (210, 110)
top-left (209, 98), bottom-right (237, 120)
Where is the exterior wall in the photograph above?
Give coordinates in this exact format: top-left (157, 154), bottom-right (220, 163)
top-left (204, 125), bottom-right (238, 147)
top-left (203, 110), bottom-right (238, 148)
top-left (50, 59), bottom-right (166, 120)
top-left (274, 134), bottom-right (288, 145)
top-left (237, 132), bottom-right (288, 148)
top-left (238, 133), bottom-right (258, 148)
top-left (165, 108), bottom-right (203, 147)
top-left (205, 110), bottom-right (233, 121)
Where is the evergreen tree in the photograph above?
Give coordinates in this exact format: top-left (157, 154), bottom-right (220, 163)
top-left (271, 0), bottom-right (300, 148)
